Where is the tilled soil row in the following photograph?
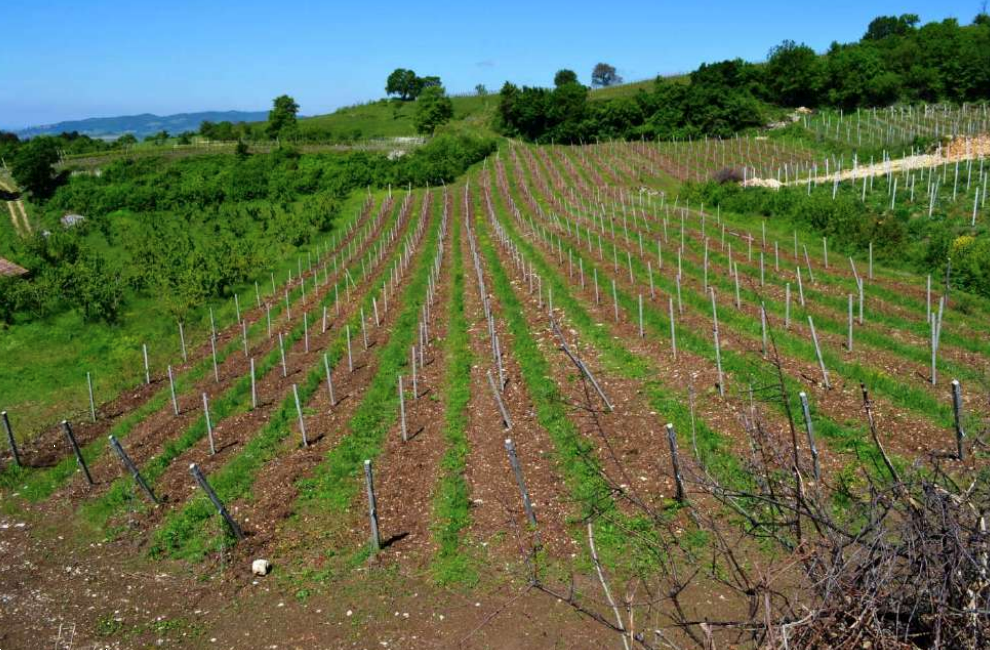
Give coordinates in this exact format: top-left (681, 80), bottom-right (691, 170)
top-left (522, 147), bottom-right (990, 427)
top-left (546, 143), bottom-right (974, 329)
top-left (8, 196), bottom-right (383, 470)
top-left (463, 182), bottom-right (596, 559)
top-left (573, 143), bottom-right (990, 334)
top-left (51, 196), bottom-right (399, 504)
top-left (481, 166), bottom-right (861, 491)
top-left (138, 192), bottom-right (421, 533)
top-left (495, 154), bottom-right (974, 469)
top-left (537, 144), bottom-right (990, 364)
top-left (229, 191), bottom-right (444, 560)
top-left (359, 191), bottom-right (453, 565)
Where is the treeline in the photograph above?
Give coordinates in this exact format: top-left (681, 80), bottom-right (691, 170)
top-left (0, 134), bottom-right (495, 326)
top-left (497, 13), bottom-right (990, 143)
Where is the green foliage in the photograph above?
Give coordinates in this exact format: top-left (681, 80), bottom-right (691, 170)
top-left (497, 14), bottom-right (990, 141)
top-left (431, 208), bottom-right (477, 586)
top-left (386, 68), bottom-right (420, 100)
top-left (591, 62), bottom-right (622, 88)
top-left (414, 85), bottom-right (454, 135)
top-left (765, 40), bottom-right (823, 107)
top-left (266, 94), bottom-right (300, 140)
top-left (11, 138), bottom-right (60, 198)
top-left (685, 178), bottom-right (990, 301)
top-left (554, 69), bottom-right (578, 87)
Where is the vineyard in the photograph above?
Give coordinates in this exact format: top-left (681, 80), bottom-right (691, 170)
top-left (1, 135), bottom-right (989, 649)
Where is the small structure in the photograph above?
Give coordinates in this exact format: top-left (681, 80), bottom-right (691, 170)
top-left (0, 257), bottom-right (28, 278)
top-left (61, 213), bottom-right (86, 228)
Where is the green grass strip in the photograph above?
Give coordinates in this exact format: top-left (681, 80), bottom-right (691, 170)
top-left (473, 188), bottom-right (666, 574)
top-left (296, 194), bottom-right (441, 513)
top-left (430, 205), bottom-right (478, 586)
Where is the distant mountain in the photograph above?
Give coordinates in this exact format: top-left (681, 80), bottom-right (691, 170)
top-left (15, 110), bottom-right (269, 140)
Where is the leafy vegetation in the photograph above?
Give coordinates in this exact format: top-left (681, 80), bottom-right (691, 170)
top-left (496, 13), bottom-right (990, 143)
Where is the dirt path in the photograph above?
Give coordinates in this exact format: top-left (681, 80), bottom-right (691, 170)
top-left (744, 134), bottom-right (990, 188)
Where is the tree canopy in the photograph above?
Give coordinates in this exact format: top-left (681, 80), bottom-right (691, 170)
top-left (266, 94), bottom-right (299, 140)
top-left (414, 85), bottom-right (455, 134)
top-left (11, 138), bottom-right (60, 198)
top-left (385, 69), bottom-right (441, 100)
top-left (554, 69), bottom-right (578, 87)
top-left (591, 63), bottom-right (622, 87)
top-left (497, 14), bottom-right (990, 142)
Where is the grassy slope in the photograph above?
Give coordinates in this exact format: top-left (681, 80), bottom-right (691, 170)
top-left (294, 94), bottom-right (497, 139)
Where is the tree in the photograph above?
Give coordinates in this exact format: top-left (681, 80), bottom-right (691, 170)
top-left (554, 69), bottom-right (578, 87)
top-left (591, 62), bottom-right (622, 87)
top-left (386, 68), bottom-right (419, 100)
top-left (475, 84), bottom-right (488, 96)
top-left (11, 138), bottom-right (59, 198)
top-left (266, 94), bottom-right (299, 140)
top-left (144, 130), bottom-right (169, 145)
top-left (765, 40), bottom-right (823, 106)
top-left (414, 85), bottom-right (454, 134)
top-left (864, 14), bottom-right (919, 40)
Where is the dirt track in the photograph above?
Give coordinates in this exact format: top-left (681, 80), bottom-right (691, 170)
top-left (744, 134), bottom-right (990, 188)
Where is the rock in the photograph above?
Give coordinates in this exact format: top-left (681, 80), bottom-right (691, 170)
top-left (252, 559), bottom-right (270, 576)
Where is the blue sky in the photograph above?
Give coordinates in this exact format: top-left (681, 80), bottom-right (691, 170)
top-left (0, 0), bottom-right (982, 129)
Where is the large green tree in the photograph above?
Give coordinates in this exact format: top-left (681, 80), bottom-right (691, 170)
top-left (414, 85), bottom-right (454, 134)
top-left (591, 62), bottom-right (622, 87)
top-left (266, 94), bottom-right (300, 140)
top-left (386, 68), bottom-right (420, 100)
top-left (554, 69), bottom-right (578, 87)
top-left (11, 138), bottom-right (60, 198)
top-left (765, 40), bottom-right (823, 106)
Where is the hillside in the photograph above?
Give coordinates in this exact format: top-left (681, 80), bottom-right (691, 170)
top-left (16, 110), bottom-right (268, 139)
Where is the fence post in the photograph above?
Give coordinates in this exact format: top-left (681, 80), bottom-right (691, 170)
top-left (710, 289), bottom-right (725, 397)
top-left (398, 376), bottom-right (407, 442)
top-left (189, 463), bottom-right (244, 540)
top-left (504, 438), bottom-right (537, 526)
top-left (808, 316), bottom-right (831, 389)
top-left (293, 384), bottom-right (308, 447)
top-left (665, 424), bottom-right (686, 502)
top-left (168, 365), bottom-right (179, 415)
top-left (87, 372), bottom-right (96, 422)
top-left (364, 460), bottom-right (381, 552)
top-left (2, 411), bottom-right (21, 467)
top-left (323, 353), bottom-right (336, 406)
top-left (109, 435), bottom-right (158, 504)
top-left (799, 392), bottom-right (821, 482)
top-left (203, 393), bottom-right (216, 455)
top-left (952, 379), bottom-right (966, 460)
top-left (62, 420), bottom-right (93, 486)
top-left (142, 343), bottom-right (151, 385)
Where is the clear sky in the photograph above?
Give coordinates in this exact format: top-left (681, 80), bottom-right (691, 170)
top-left (0, 0), bottom-right (983, 129)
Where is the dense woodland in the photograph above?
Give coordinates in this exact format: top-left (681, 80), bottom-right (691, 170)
top-left (497, 14), bottom-right (990, 142)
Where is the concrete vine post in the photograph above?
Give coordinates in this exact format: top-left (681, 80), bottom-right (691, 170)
top-left (364, 460), bottom-right (381, 552)
top-left (109, 435), bottom-right (158, 504)
top-left (189, 463), bottom-right (244, 541)
top-left (62, 420), bottom-right (93, 486)
top-left (504, 438), bottom-right (537, 527)
top-left (2, 411), bottom-right (21, 467)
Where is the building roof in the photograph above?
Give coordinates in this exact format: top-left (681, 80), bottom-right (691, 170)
top-left (0, 257), bottom-right (29, 277)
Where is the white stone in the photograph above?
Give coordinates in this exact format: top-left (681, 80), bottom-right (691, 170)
top-left (252, 559), bottom-right (271, 576)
